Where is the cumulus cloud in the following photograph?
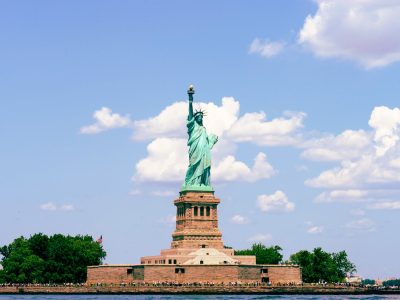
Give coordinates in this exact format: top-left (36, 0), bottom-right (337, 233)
top-left (345, 218), bottom-right (376, 232)
top-left (301, 130), bottom-right (371, 162)
top-left (306, 106), bottom-right (400, 191)
top-left (227, 111), bottom-right (306, 146)
top-left (134, 138), bottom-right (187, 182)
top-left (350, 209), bottom-right (366, 216)
top-left (132, 97), bottom-right (288, 184)
top-left (307, 226), bottom-right (324, 234)
top-left (248, 233), bottom-right (272, 243)
top-left (133, 137), bottom-right (276, 184)
top-left (257, 190), bottom-right (295, 213)
top-left (367, 201), bottom-right (400, 210)
top-left (299, 0), bottom-right (400, 69)
top-left (369, 106), bottom-right (400, 156)
top-left (40, 202), bottom-right (74, 211)
top-left (249, 38), bottom-right (285, 58)
top-left (231, 215), bottom-right (249, 224)
top-left (80, 107), bottom-right (131, 134)
top-left (314, 189), bottom-right (369, 203)
top-left (213, 152), bottom-right (275, 182)
top-left (60, 204), bottom-right (74, 211)
top-left (134, 97), bottom-right (305, 147)
top-left (133, 98), bottom-right (240, 140)
top-left (40, 202), bottom-right (57, 211)
top-left (314, 189), bottom-right (400, 205)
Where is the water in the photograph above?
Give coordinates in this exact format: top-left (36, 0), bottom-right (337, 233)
top-left (0, 296), bottom-right (399, 300)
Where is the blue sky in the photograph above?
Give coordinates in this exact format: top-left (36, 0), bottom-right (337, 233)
top-left (1, 0), bottom-right (400, 279)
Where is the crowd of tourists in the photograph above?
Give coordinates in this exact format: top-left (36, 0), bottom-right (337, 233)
top-left (0, 283), bottom-right (85, 287)
top-left (0, 281), bottom-right (398, 290)
top-left (88, 281), bottom-right (354, 287)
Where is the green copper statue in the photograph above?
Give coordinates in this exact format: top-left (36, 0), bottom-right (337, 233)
top-left (181, 85), bottom-right (218, 192)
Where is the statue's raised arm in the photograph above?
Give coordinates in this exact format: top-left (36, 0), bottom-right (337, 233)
top-left (181, 85), bottom-right (217, 193)
top-left (188, 85), bottom-right (194, 120)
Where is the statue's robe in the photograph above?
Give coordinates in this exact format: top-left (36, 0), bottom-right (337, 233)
top-left (184, 117), bottom-right (216, 187)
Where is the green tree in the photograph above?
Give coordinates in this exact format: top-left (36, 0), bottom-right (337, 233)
top-left (289, 250), bottom-right (314, 282)
top-left (312, 247), bottom-right (339, 282)
top-left (383, 279), bottom-right (400, 287)
top-left (332, 251), bottom-right (356, 279)
top-left (0, 234), bottom-right (106, 284)
top-left (235, 243), bottom-right (283, 264)
top-left (289, 247), bottom-right (356, 283)
top-left (0, 245), bottom-right (11, 259)
top-left (362, 279), bottom-right (376, 285)
top-left (29, 233), bottom-right (49, 260)
top-left (0, 237), bottom-right (45, 283)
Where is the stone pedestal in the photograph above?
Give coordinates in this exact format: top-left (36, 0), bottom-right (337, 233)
top-left (140, 191), bottom-right (255, 265)
top-left (171, 191), bottom-right (223, 249)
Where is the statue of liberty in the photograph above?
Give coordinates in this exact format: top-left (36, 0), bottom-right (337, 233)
top-left (182, 85), bottom-right (218, 192)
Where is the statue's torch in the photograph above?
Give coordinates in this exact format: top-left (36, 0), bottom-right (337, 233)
top-left (188, 84), bottom-right (195, 102)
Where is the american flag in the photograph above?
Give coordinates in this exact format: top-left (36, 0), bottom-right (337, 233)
top-left (96, 235), bottom-right (103, 244)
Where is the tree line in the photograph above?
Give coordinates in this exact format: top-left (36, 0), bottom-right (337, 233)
top-left (235, 243), bottom-right (356, 283)
top-left (0, 235), bottom-right (358, 284)
top-left (362, 279), bottom-right (400, 287)
top-left (0, 234), bottom-right (105, 284)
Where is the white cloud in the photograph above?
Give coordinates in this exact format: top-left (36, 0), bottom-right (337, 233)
top-left (314, 188), bottom-right (400, 205)
top-left (367, 201), bottom-right (400, 210)
top-left (133, 137), bottom-right (276, 184)
top-left (227, 111), bottom-right (306, 146)
top-left (40, 202), bottom-right (57, 211)
top-left (231, 215), bottom-right (248, 224)
top-left (134, 97), bottom-right (305, 146)
top-left (134, 138), bottom-right (187, 182)
top-left (60, 204), bottom-right (74, 211)
top-left (40, 202), bottom-right (74, 211)
top-left (306, 155), bottom-right (374, 188)
top-left (134, 102), bottom-right (187, 140)
top-left (159, 215), bottom-right (176, 224)
top-left (350, 209), bottom-right (366, 216)
top-left (129, 189), bottom-right (141, 196)
top-left (133, 97), bottom-right (240, 140)
top-left (301, 130), bottom-right (371, 162)
top-left (152, 190), bottom-right (176, 197)
top-left (299, 0), bottom-right (400, 68)
top-left (257, 190), bottom-right (295, 213)
top-left (248, 233), bottom-right (272, 243)
top-left (306, 106), bottom-right (400, 190)
top-left (369, 106), bottom-right (400, 156)
top-left (345, 218), bottom-right (376, 232)
top-left (307, 226), bottom-right (324, 234)
top-left (132, 97), bottom-right (305, 185)
top-left (80, 107), bottom-right (131, 134)
top-left (296, 165), bottom-right (309, 172)
top-left (249, 38), bottom-right (285, 58)
top-left (213, 152), bottom-right (275, 182)
top-left (314, 189), bottom-right (368, 203)
top-left (390, 158), bottom-right (400, 168)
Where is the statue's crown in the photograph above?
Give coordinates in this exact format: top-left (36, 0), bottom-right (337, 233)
top-left (194, 107), bottom-right (207, 117)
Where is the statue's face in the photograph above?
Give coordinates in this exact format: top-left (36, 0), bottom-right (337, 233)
top-left (195, 114), bottom-right (203, 124)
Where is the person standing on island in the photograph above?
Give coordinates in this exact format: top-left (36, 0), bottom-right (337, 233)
top-left (182, 85), bottom-right (218, 192)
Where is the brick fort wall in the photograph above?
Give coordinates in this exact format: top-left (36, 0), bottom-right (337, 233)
top-left (87, 264), bottom-right (301, 284)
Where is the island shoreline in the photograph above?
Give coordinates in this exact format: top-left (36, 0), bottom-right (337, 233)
top-left (1, 286), bottom-right (400, 295)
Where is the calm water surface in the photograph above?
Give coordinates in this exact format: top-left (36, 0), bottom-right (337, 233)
top-left (0, 296), bottom-right (400, 300)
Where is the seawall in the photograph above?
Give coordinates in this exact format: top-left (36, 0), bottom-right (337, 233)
top-left (0, 285), bottom-right (399, 294)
